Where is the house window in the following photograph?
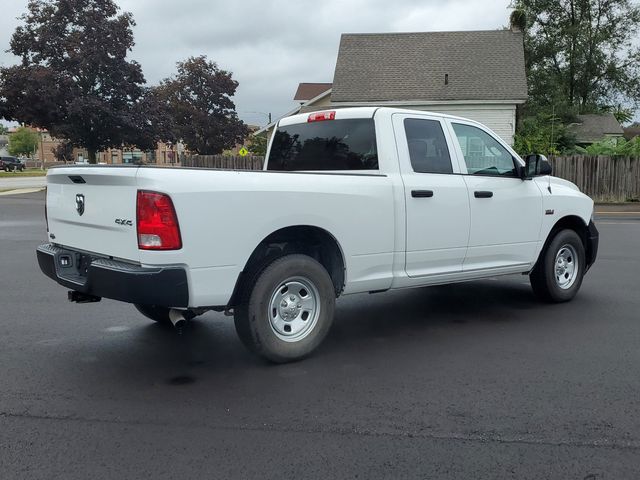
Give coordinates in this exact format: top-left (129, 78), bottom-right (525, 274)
top-left (451, 123), bottom-right (516, 177)
top-left (122, 151), bottom-right (143, 164)
top-left (111, 152), bottom-right (119, 164)
top-left (403, 118), bottom-right (453, 174)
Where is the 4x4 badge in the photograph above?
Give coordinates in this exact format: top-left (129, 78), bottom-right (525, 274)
top-left (75, 194), bottom-right (85, 216)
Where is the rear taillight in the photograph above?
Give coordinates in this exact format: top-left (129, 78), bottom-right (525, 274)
top-left (136, 190), bottom-right (182, 250)
top-left (308, 111), bottom-right (336, 122)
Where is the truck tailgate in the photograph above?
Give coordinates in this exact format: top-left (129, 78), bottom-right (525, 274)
top-left (46, 167), bottom-right (140, 262)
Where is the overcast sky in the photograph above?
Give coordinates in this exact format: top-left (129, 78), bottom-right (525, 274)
top-left (0, 0), bottom-right (515, 127)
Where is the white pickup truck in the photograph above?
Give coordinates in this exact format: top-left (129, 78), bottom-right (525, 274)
top-left (37, 107), bottom-right (598, 362)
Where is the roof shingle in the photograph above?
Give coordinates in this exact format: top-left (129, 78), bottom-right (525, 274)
top-left (331, 30), bottom-right (528, 103)
top-left (568, 114), bottom-right (624, 143)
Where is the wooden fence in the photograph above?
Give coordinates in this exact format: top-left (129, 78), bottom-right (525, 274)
top-left (549, 156), bottom-right (640, 202)
top-left (181, 154), bottom-right (639, 202)
top-left (182, 155), bottom-right (264, 170)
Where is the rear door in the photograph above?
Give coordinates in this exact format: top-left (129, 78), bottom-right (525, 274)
top-left (46, 167), bottom-right (140, 262)
top-left (393, 113), bottom-right (470, 277)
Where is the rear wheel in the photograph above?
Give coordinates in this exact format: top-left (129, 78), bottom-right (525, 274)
top-left (530, 229), bottom-right (585, 302)
top-left (134, 304), bottom-right (172, 324)
top-left (234, 254), bottom-right (336, 363)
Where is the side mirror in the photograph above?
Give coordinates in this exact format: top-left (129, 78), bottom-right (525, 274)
top-left (523, 154), bottom-right (552, 178)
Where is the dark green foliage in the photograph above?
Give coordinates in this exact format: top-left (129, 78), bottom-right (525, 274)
top-left (513, 112), bottom-right (576, 155)
top-left (154, 56), bottom-right (249, 155)
top-left (51, 140), bottom-right (74, 162)
top-left (8, 126), bottom-right (39, 156)
top-left (0, 0), bottom-right (154, 163)
top-left (248, 133), bottom-right (268, 156)
top-left (512, 0), bottom-right (640, 154)
top-left (510, 9), bottom-right (527, 31)
top-left (513, 0), bottom-right (640, 112)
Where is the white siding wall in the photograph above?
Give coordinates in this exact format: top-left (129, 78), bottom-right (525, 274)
top-left (401, 103), bottom-right (518, 145)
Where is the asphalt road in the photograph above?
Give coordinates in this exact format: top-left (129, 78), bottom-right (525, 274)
top-left (1, 191), bottom-right (640, 479)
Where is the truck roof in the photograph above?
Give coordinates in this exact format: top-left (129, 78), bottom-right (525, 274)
top-left (279, 106), bottom-right (479, 128)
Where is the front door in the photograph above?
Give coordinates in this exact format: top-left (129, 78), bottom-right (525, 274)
top-left (446, 121), bottom-right (543, 271)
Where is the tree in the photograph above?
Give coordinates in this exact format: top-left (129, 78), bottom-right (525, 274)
top-left (8, 126), bottom-right (39, 157)
top-left (0, 125), bottom-right (8, 135)
top-left (512, 0), bottom-right (640, 113)
top-left (513, 112), bottom-right (576, 155)
top-left (0, 0), bottom-right (151, 163)
top-left (248, 133), bottom-right (268, 156)
top-left (51, 141), bottom-right (74, 162)
top-left (155, 56), bottom-right (249, 154)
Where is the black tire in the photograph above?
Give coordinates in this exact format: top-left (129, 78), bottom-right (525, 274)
top-left (530, 229), bottom-right (586, 302)
top-left (234, 254), bottom-right (336, 363)
top-left (134, 304), bottom-right (172, 324)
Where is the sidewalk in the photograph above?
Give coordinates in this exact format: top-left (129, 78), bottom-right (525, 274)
top-left (595, 203), bottom-right (640, 213)
top-left (0, 176), bottom-right (46, 195)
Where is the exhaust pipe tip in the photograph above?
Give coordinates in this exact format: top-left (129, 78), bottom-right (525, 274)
top-left (169, 309), bottom-right (189, 332)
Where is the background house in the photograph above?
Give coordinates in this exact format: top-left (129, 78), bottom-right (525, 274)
top-left (567, 114), bottom-right (624, 148)
top-left (330, 29), bottom-right (527, 145)
top-left (257, 28), bottom-right (528, 146)
top-left (294, 83), bottom-right (332, 107)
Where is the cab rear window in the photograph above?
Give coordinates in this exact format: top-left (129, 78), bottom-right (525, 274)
top-left (267, 118), bottom-right (378, 171)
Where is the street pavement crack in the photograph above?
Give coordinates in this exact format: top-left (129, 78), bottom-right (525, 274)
top-left (2, 410), bottom-right (639, 451)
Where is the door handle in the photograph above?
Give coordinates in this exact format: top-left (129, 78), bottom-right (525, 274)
top-left (474, 191), bottom-right (493, 198)
top-left (411, 190), bottom-right (434, 198)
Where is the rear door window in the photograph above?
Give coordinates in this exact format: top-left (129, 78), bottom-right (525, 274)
top-left (404, 118), bottom-right (453, 174)
top-left (267, 118), bottom-right (378, 171)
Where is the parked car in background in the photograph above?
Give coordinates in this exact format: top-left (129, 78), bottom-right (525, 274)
top-left (0, 156), bottom-right (25, 172)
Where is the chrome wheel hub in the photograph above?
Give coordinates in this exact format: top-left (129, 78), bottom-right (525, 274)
top-left (554, 244), bottom-right (579, 289)
top-left (268, 277), bottom-right (320, 342)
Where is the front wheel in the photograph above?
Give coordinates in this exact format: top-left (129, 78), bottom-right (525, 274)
top-left (530, 229), bottom-right (586, 302)
top-left (234, 254), bottom-right (336, 363)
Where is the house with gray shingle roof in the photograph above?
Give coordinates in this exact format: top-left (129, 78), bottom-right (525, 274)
top-left (255, 28), bottom-right (528, 144)
top-left (567, 114), bottom-right (624, 146)
top-left (331, 29), bottom-right (528, 145)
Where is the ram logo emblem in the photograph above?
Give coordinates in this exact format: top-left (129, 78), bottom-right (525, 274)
top-left (75, 194), bottom-right (85, 216)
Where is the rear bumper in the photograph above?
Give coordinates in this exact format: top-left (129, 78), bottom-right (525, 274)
top-left (36, 243), bottom-right (189, 307)
top-left (586, 220), bottom-right (599, 271)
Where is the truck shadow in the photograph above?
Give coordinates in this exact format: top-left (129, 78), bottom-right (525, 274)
top-left (133, 278), bottom-right (532, 358)
top-left (65, 276), bottom-right (585, 392)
